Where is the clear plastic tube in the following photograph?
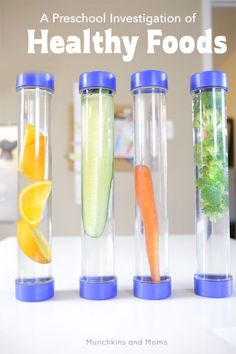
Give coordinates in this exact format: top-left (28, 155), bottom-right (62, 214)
top-left (15, 72), bottom-right (54, 302)
top-left (131, 70), bottom-right (171, 300)
top-left (79, 71), bottom-right (117, 300)
top-left (191, 70), bottom-right (233, 298)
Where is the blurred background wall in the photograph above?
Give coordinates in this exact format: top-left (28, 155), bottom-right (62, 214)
top-left (1, 0), bottom-right (233, 238)
top-left (213, 6), bottom-right (236, 236)
top-left (213, 7), bottom-right (236, 162)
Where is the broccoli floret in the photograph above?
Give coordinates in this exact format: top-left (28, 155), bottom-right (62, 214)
top-left (194, 90), bottom-right (228, 221)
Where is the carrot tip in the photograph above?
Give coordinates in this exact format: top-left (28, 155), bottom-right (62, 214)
top-left (135, 165), bottom-right (160, 283)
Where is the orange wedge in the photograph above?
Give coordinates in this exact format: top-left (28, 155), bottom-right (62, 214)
top-left (19, 181), bottom-right (52, 226)
top-left (19, 124), bottom-right (47, 181)
top-left (17, 220), bottom-right (51, 264)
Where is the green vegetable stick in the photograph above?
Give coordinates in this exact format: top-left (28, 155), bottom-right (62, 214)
top-left (82, 92), bottom-right (114, 237)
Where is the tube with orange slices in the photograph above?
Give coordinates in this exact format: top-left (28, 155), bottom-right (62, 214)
top-left (15, 72), bottom-right (54, 302)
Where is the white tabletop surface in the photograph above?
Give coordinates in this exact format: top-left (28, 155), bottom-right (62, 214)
top-left (0, 235), bottom-right (236, 354)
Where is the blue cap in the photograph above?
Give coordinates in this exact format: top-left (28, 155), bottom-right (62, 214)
top-left (131, 70), bottom-right (168, 91)
top-left (79, 71), bottom-right (116, 92)
top-left (80, 276), bottom-right (117, 300)
top-left (133, 276), bottom-right (171, 300)
top-left (190, 70), bottom-right (228, 92)
top-left (15, 278), bottom-right (54, 302)
top-left (194, 274), bottom-right (233, 298)
top-left (16, 72), bottom-right (54, 91)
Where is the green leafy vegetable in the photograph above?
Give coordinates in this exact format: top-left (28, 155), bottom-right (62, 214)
top-left (193, 90), bottom-right (228, 221)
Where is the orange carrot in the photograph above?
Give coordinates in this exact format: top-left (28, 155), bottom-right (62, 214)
top-left (135, 165), bottom-right (160, 282)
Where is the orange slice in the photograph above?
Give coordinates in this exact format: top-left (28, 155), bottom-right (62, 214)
top-left (19, 181), bottom-right (52, 226)
top-left (19, 124), bottom-right (47, 181)
top-left (17, 220), bottom-right (51, 264)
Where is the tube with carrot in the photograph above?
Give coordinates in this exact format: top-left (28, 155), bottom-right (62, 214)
top-left (135, 165), bottom-right (160, 283)
top-left (131, 70), bottom-right (171, 300)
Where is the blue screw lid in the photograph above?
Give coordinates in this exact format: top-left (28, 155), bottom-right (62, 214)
top-left (15, 278), bottom-right (54, 302)
top-left (133, 276), bottom-right (171, 300)
top-left (80, 276), bottom-right (117, 300)
top-left (194, 274), bottom-right (233, 298)
top-left (16, 72), bottom-right (54, 91)
top-left (131, 70), bottom-right (168, 91)
top-left (79, 71), bottom-right (116, 92)
top-left (190, 70), bottom-right (228, 92)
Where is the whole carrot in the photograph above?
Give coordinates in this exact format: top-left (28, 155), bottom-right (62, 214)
top-left (135, 165), bottom-right (160, 282)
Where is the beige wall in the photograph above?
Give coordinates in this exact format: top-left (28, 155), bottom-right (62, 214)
top-left (0, 0), bottom-right (203, 237)
top-left (213, 7), bottom-right (236, 166)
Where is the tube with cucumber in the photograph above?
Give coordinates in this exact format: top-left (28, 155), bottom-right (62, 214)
top-left (81, 89), bottom-right (114, 238)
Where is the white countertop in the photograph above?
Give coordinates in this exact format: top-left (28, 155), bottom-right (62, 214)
top-left (0, 235), bottom-right (236, 354)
